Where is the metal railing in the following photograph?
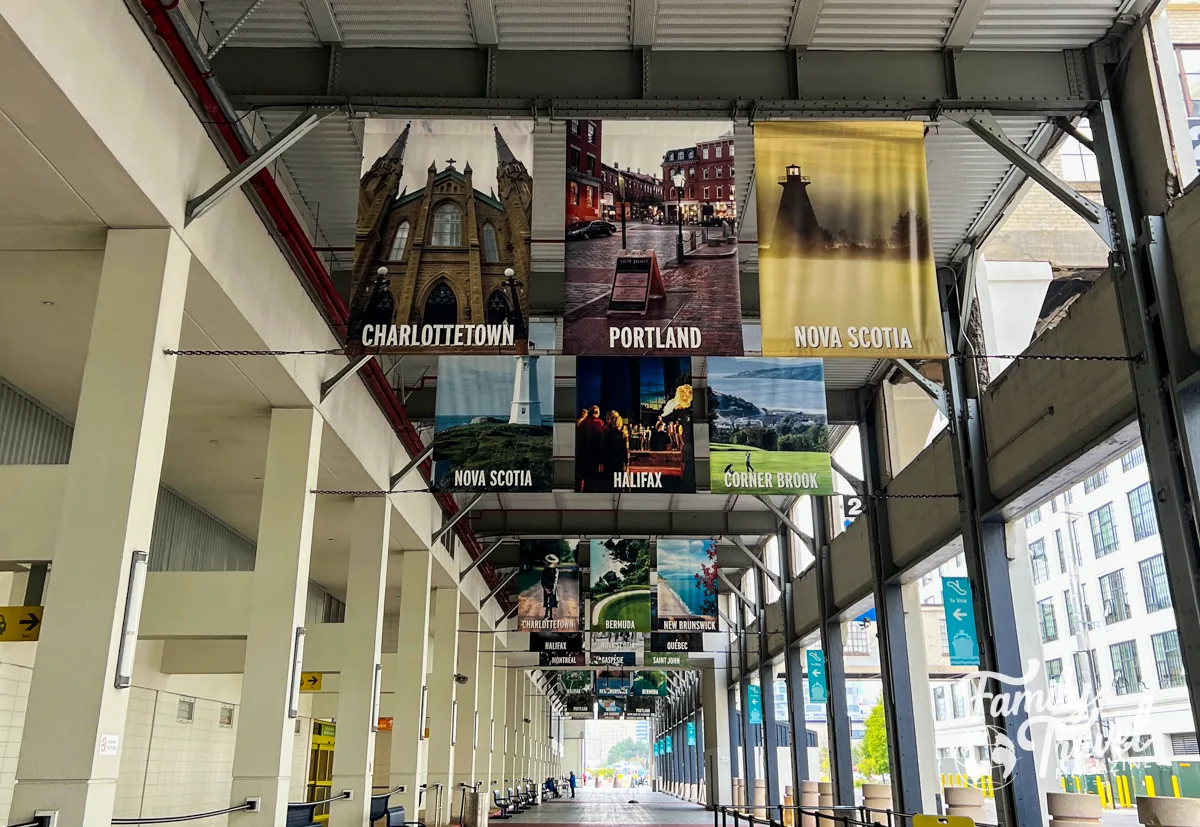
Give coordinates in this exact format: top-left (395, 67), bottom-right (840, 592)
top-left (110, 801), bottom-right (257, 825)
top-left (714, 803), bottom-right (999, 827)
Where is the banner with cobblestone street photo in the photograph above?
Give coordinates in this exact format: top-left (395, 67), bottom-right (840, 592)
top-left (755, 122), bottom-right (946, 359)
top-left (564, 120), bottom-right (742, 356)
top-left (654, 539), bottom-right (719, 632)
top-left (589, 539), bottom-right (651, 632)
top-left (708, 357), bottom-right (833, 494)
top-left (517, 540), bottom-right (581, 633)
top-left (347, 119), bottom-right (536, 354)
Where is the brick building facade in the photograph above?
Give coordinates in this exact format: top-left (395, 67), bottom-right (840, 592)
top-left (599, 164), bottom-right (663, 220)
top-left (566, 119), bottom-right (602, 225)
top-left (660, 131), bottom-right (736, 222)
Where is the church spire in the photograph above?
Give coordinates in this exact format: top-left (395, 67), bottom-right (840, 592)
top-left (495, 125), bottom-right (517, 165)
top-left (385, 122), bottom-right (410, 163)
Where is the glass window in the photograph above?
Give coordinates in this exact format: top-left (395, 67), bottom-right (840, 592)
top-left (845, 622), bottom-right (869, 655)
top-left (1038, 598), bottom-right (1058, 642)
top-left (1074, 650), bottom-right (1100, 698)
top-left (388, 220), bottom-right (410, 260)
top-left (481, 223), bottom-right (499, 262)
top-left (586, 122), bottom-right (596, 143)
top-left (1070, 520), bottom-right (1083, 565)
top-left (219, 705), bottom-right (235, 727)
top-left (702, 146), bottom-right (709, 159)
top-left (585, 187), bottom-right (594, 208)
top-left (1089, 503), bottom-right (1120, 557)
top-left (1059, 126), bottom-right (1100, 182)
top-left (1055, 529), bottom-right (1067, 573)
top-left (1025, 507), bottom-right (1041, 527)
top-left (1152, 630), bottom-right (1186, 689)
top-left (951, 683), bottom-right (966, 718)
top-left (1051, 497), bottom-right (1059, 513)
top-left (1127, 483), bottom-right (1158, 541)
top-left (1110, 640), bottom-right (1143, 696)
top-left (939, 617), bottom-right (948, 655)
top-left (703, 167), bottom-right (710, 179)
top-left (1084, 467), bottom-right (1109, 493)
top-left (1177, 47), bottom-right (1200, 116)
top-left (430, 203), bottom-right (462, 246)
top-left (569, 180), bottom-right (579, 205)
top-left (569, 146), bottom-right (581, 172)
top-left (1121, 446), bottom-right (1146, 471)
top-left (587, 154), bottom-right (597, 176)
top-left (716, 145), bottom-right (723, 158)
top-left (1030, 539), bottom-right (1049, 584)
top-left (689, 167), bottom-right (695, 178)
top-left (1140, 554), bottom-right (1172, 613)
top-left (716, 166), bottom-right (724, 177)
top-left (716, 185), bottom-right (723, 199)
top-left (1063, 590), bottom-right (1079, 635)
top-left (703, 187), bottom-right (710, 200)
top-left (1065, 486), bottom-right (1075, 504)
top-left (176, 697), bottom-right (195, 723)
top-left (1099, 570), bottom-right (1131, 624)
top-left (933, 687), bottom-right (946, 721)
top-left (1046, 658), bottom-right (1064, 684)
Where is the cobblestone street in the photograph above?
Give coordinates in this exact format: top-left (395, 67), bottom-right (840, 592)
top-left (565, 224), bottom-right (743, 355)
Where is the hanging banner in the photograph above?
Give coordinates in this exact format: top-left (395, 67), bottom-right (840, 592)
top-left (530, 632), bottom-right (584, 653)
top-left (645, 633), bottom-right (699, 667)
top-left (626, 696), bottom-right (655, 718)
top-left (563, 120), bottom-right (743, 356)
top-left (575, 357), bottom-right (695, 493)
top-left (596, 670), bottom-right (632, 696)
top-left (665, 735), bottom-right (673, 754)
top-left (560, 670), bottom-right (595, 715)
top-left (598, 697), bottom-right (625, 719)
top-left (348, 118), bottom-right (537, 354)
top-left (654, 540), bottom-right (719, 632)
top-left (708, 357), bottom-right (834, 495)
top-left (590, 632), bottom-right (639, 667)
top-left (807, 650), bottom-right (828, 704)
top-left (590, 539), bottom-right (652, 632)
top-left (687, 721), bottom-right (697, 746)
top-left (540, 651), bottom-right (586, 667)
top-left (942, 577), bottom-right (980, 667)
top-left (517, 541), bottom-right (581, 632)
top-left (747, 684), bottom-right (763, 725)
top-left (754, 122), bottom-right (946, 359)
top-left (632, 670), bottom-right (669, 697)
top-left (774, 679), bottom-right (788, 721)
top-left (433, 355), bottom-right (555, 492)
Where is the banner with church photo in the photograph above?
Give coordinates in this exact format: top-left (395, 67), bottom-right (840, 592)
top-left (574, 356), bottom-right (696, 493)
top-left (517, 540), bottom-right (581, 633)
top-left (708, 357), bottom-right (834, 495)
top-left (432, 355), bottom-right (555, 492)
top-left (589, 539), bottom-right (651, 632)
top-left (654, 539), bottom-right (719, 632)
top-left (754, 122), bottom-right (947, 359)
top-left (348, 119), bottom-right (536, 354)
top-left (563, 120), bottom-right (743, 356)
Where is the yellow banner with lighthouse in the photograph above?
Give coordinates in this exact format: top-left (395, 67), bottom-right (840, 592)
top-left (754, 122), bottom-right (947, 359)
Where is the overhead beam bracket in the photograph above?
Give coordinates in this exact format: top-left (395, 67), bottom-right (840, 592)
top-left (482, 570), bottom-right (518, 609)
top-left (460, 538), bottom-right (506, 582)
top-left (830, 457), bottom-right (866, 496)
top-left (320, 354), bottom-right (372, 401)
top-left (718, 570), bottom-right (755, 610)
top-left (724, 535), bottom-right (782, 588)
top-left (431, 492), bottom-right (484, 547)
top-left (891, 358), bottom-right (949, 418)
top-left (389, 443), bottom-right (434, 492)
top-left (756, 496), bottom-right (815, 551)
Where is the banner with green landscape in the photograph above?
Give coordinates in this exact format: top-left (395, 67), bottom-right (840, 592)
top-left (589, 539), bottom-right (651, 632)
top-left (631, 670), bottom-right (669, 696)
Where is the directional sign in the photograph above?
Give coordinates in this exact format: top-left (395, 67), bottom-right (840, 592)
top-left (0, 606), bottom-right (43, 642)
top-left (300, 672), bottom-right (323, 692)
top-left (806, 650), bottom-right (828, 704)
top-left (665, 735), bottom-right (673, 754)
top-left (942, 577), bottom-right (980, 667)
top-left (842, 495), bottom-right (865, 522)
top-left (686, 721), bottom-right (696, 746)
top-left (747, 684), bottom-right (763, 725)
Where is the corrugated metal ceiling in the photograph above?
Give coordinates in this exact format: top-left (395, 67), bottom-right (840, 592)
top-left (495, 0), bottom-right (631, 49)
top-left (971, 0), bottom-right (1123, 49)
top-left (336, 0), bottom-right (476, 48)
top-left (811, 0), bottom-right (961, 49)
top-left (655, 0), bottom-right (795, 50)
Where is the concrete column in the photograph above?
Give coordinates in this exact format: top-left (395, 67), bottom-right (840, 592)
top-left (900, 581), bottom-right (940, 813)
top-left (329, 498), bottom-right (391, 827)
top-left (426, 590), bottom-right (460, 826)
top-left (11, 229), bottom-right (190, 827)
top-left (505, 667), bottom-right (521, 786)
top-left (389, 552), bottom-right (434, 818)
top-left (476, 634), bottom-right (496, 789)
top-left (230, 407), bottom-right (325, 825)
top-left (488, 649), bottom-right (508, 789)
top-left (452, 612), bottom-right (481, 793)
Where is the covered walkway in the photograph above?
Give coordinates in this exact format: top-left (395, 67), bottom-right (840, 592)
top-left (501, 789), bottom-right (709, 826)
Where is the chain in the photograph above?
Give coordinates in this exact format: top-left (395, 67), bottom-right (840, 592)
top-left (164, 348), bottom-right (344, 356)
top-left (875, 492), bottom-right (959, 500)
top-left (309, 488), bottom-right (430, 496)
top-left (954, 353), bottom-right (1132, 362)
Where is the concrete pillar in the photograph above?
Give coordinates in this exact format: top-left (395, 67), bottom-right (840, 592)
top-left (389, 552), bottom-right (434, 818)
top-left (488, 648), bottom-right (508, 789)
top-left (329, 497), bottom-right (391, 827)
top-left (229, 407), bottom-right (324, 826)
top-left (701, 667), bottom-right (732, 806)
top-left (1136, 797), bottom-right (1199, 827)
top-left (900, 580), bottom-right (941, 813)
top-left (944, 787), bottom-right (984, 821)
top-left (476, 634), bottom-right (496, 788)
top-left (505, 666), bottom-right (521, 786)
top-left (453, 613), bottom-right (481, 793)
top-left (426, 590), bottom-right (460, 826)
top-left (1047, 792), bottom-right (1100, 827)
top-left (11, 229), bottom-right (190, 827)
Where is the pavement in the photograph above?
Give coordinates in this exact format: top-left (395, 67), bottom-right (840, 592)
top-left (501, 787), bottom-right (711, 825)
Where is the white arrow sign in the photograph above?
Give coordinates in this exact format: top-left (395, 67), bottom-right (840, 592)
top-left (952, 608), bottom-right (967, 622)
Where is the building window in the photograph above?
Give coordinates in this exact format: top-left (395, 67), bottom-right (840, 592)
top-left (1177, 47), bottom-right (1200, 116)
top-left (1170, 732), bottom-right (1199, 756)
top-left (1055, 529), bottom-right (1067, 573)
top-left (1070, 520), bottom-right (1083, 565)
top-left (716, 185), bottom-right (723, 199)
top-left (716, 145), bottom-right (723, 158)
top-left (703, 187), bottom-right (710, 200)
top-left (730, 165), bottom-right (736, 179)
top-left (689, 167), bottom-right (695, 178)
top-left (569, 180), bottom-right (579, 205)
top-left (1046, 658), bottom-right (1064, 685)
top-left (586, 122), bottom-right (596, 143)
top-left (1109, 640), bottom-right (1143, 696)
top-left (933, 687), bottom-right (946, 721)
top-left (951, 683), bottom-right (966, 718)
top-left (1074, 650), bottom-right (1100, 698)
top-left (716, 166), bottom-right (724, 178)
top-left (423, 281), bottom-right (458, 326)
top-left (1063, 590), bottom-right (1080, 635)
top-left (703, 168), bottom-right (710, 180)
top-left (388, 221), bottom-right (411, 260)
top-left (569, 119), bottom-right (579, 134)
top-left (939, 617), bottom-right (948, 655)
top-left (486, 290), bottom-right (510, 325)
top-left (1089, 503), bottom-right (1120, 557)
top-left (1065, 486), bottom-right (1075, 504)
top-left (1025, 507), bottom-right (1041, 527)
top-left (1059, 126), bottom-right (1100, 182)
top-left (585, 187), bottom-right (595, 208)
top-left (1121, 446), bottom-right (1146, 471)
top-left (586, 154), bottom-right (597, 176)
top-left (1099, 570), bottom-right (1131, 624)
top-left (1127, 483), bottom-right (1158, 541)
top-left (1029, 539), bottom-right (1049, 584)
top-left (219, 705), bottom-right (235, 727)
top-left (1140, 554), bottom-right (1172, 613)
top-left (702, 146), bottom-right (709, 159)
top-left (1051, 497), bottom-right (1059, 513)
top-left (1038, 598), bottom-right (1058, 642)
top-left (481, 223), bottom-right (500, 262)
top-left (1084, 467), bottom-right (1109, 493)
top-left (431, 203), bottom-right (462, 246)
top-left (569, 146), bottom-right (581, 172)
top-left (176, 697), bottom-right (195, 723)
top-left (845, 622), bottom-right (869, 655)
top-left (1152, 630), bottom-right (1186, 689)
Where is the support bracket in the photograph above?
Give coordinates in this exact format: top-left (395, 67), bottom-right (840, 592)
top-left (431, 492), bottom-right (484, 547)
top-left (320, 354), bottom-right (373, 402)
top-left (482, 570), bottom-right (518, 609)
top-left (724, 535), bottom-right (781, 588)
top-left (891, 358), bottom-right (949, 418)
top-left (756, 495), bottom-right (815, 550)
top-left (830, 457), bottom-right (866, 496)
top-left (943, 109), bottom-right (1114, 249)
top-left (460, 538), bottom-right (506, 582)
top-left (717, 570), bottom-right (755, 611)
top-left (185, 109), bottom-right (335, 224)
top-left (389, 443), bottom-right (434, 492)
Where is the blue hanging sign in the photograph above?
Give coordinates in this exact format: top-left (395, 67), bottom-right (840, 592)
top-left (665, 735), bottom-right (673, 754)
top-left (942, 576), bottom-right (980, 667)
top-left (747, 684), bottom-right (763, 725)
top-left (806, 650), bottom-right (828, 704)
top-left (687, 721), bottom-right (697, 746)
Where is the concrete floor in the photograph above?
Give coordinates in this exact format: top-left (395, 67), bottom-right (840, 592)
top-left (499, 788), bottom-right (712, 825)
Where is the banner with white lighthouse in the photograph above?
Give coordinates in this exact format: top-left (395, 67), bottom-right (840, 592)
top-left (753, 122), bottom-right (947, 359)
top-left (432, 355), bottom-right (555, 492)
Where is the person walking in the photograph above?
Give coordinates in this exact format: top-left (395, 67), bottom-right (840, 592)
top-left (569, 771), bottom-right (577, 799)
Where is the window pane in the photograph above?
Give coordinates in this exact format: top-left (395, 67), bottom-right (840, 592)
top-left (1140, 554), bottom-right (1172, 613)
top-left (1030, 539), bottom-right (1049, 585)
top-left (1152, 630), bottom-right (1186, 689)
top-left (1099, 570), bottom-right (1130, 624)
top-left (431, 204), bottom-right (462, 246)
top-left (388, 221), bottom-right (410, 260)
top-left (1121, 446), bottom-right (1145, 471)
top-left (1109, 640), bottom-right (1142, 696)
top-left (1089, 503), bottom-right (1120, 557)
top-left (1038, 599), bottom-right (1058, 642)
top-left (1127, 482), bottom-right (1158, 541)
top-left (482, 223), bottom-right (499, 262)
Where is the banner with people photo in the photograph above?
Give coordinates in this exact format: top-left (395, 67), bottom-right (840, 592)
top-left (598, 697), bottom-right (625, 719)
top-left (654, 540), bottom-right (719, 632)
top-left (575, 356), bottom-right (695, 493)
top-left (517, 540), bottom-right (581, 633)
top-left (563, 120), bottom-right (742, 356)
top-left (631, 670), bottom-right (669, 697)
top-left (433, 355), bottom-right (555, 492)
top-left (708, 357), bottom-right (833, 495)
top-left (348, 118), bottom-right (536, 354)
top-left (589, 539), bottom-right (651, 632)
top-left (754, 122), bottom-right (946, 359)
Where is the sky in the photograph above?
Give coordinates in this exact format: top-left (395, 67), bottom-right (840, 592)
top-left (655, 539), bottom-right (715, 579)
top-left (363, 118), bottom-right (535, 197)
top-left (707, 356), bottom-right (828, 414)
top-left (598, 120), bottom-right (734, 178)
top-left (435, 355), bottom-right (555, 421)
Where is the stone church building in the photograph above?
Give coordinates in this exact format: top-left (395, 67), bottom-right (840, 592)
top-left (352, 124), bottom-right (533, 331)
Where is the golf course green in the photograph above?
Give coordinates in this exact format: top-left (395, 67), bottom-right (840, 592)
top-left (709, 445), bottom-right (834, 494)
top-left (592, 587), bottom-right (651, 632)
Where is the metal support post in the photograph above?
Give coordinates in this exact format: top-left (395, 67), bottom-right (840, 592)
top-left (890, 359), bottom-right (949, 417)
top-left (1086, 46), bottom-right (1200, 745)
top-left (755, 565), bottom-right (781, 811)
top-left (725, 535), bottom-right (782, 587)
top-left (776, 526), bottom-right (809, 797)
top-left (756, 496), bottom-right (814, 550)
top-left (860, 400), bottom-right (924, 814)
top-left (727, 682), bottom-right (742, 799)
top-left (431, 492), bottom-right (484, 546)
top-left (319, 354), bottom-right (373, 401)
top-left (812, 496), bottom-right (853, 806)
top-left (737, 608), bottom-right (758, 803)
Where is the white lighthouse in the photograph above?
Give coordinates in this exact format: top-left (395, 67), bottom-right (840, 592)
top-left (509, 355), bottom-right (542, 425)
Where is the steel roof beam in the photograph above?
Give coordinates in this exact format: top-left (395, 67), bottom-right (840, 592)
top-left (470, 509), bottom-right (781, 537)
top-left (632, 0), bottom-right (659, 47)
top-left (942, 0), bottom-right (991, 49)
top-left (786, 0), bottom-right (825, 48)
top-left (467, 0), bottom-right (499, 46)
top-left (302, 0), bottom-right (342, 43)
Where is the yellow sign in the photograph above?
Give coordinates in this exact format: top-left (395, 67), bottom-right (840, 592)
top-left (754, 121), bottom-right (947, 359)
top-left (913, 816), bottom-right (975, 827)
top-left (0, 606), bottom-right (42, 642)
top-left (300, 672), bottom-right (323, 692)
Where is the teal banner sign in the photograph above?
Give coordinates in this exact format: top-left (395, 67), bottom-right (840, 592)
top-left (686, 721), bottom-right (696, 746)
top-left (807, 650), bottom-right (828, 704)
top-left (942, 576), bottom-right (980, 666)
top-left (665, 735), bottom-right (673, 754)
top-left (747, 684), bottom-right (763, 725)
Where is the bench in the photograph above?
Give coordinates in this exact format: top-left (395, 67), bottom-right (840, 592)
top-left (285, 803), bottom-right (320, 827)
top-left (492, 790), bottom-right (513, 820)
top-left (369, 793), bottom-right (422, 827)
